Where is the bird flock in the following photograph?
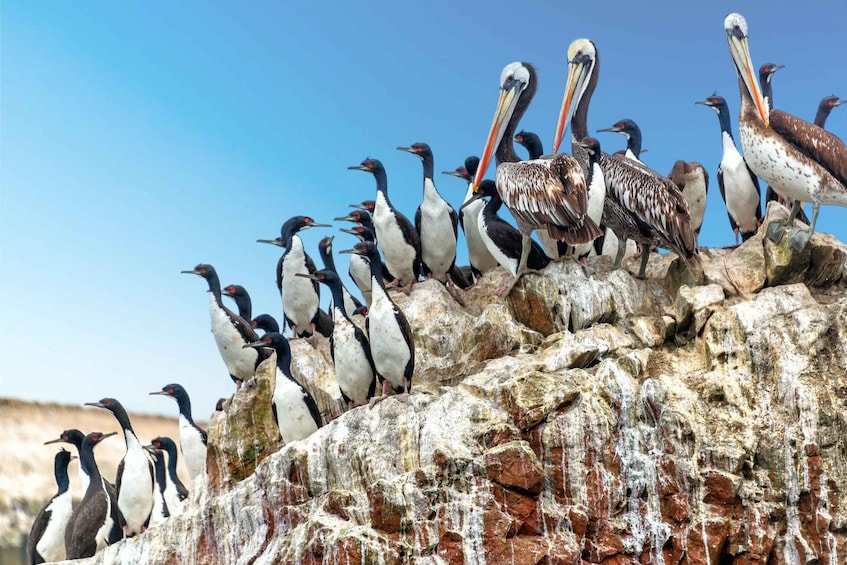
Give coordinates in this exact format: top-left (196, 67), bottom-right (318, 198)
top-left (30, 12), bottom-right (845, 563)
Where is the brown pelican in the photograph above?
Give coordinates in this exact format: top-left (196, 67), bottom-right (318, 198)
top-left (471, 61), bottom-right (601, 296)
top-left (552, 39), bottom-right (698, 278)
top-left (724, 13), bottom-right (847, 250)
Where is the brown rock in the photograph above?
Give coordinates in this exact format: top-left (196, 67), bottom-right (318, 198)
top-left (368, 482), bottom-right (403, 534)
top-left (725, 234), bottom-right (767, 295)
top-left (484, 441), bottom-right (545, 494)
top-left (704, 470), bottom-right (739, 505)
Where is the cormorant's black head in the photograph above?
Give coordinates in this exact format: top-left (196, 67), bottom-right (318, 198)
top-left (215, 398), bottom-right (226, 411)
top-left (397, 142), bottom-right (433, 161)
top-left (821, 95), bottom-right (843, 110)
top-left (695, 94), bottom-right (728, 114)
top-left (340, 240), bottom-right (380, 261)
top-left (85, 397), bottom-right (125, 414)
top-left (597, 119), bottom-right (639, 139)
top-left (84, 431), bottom-right (117, 448)
top-left (318, 236), bottom-right (335, 256)
top-left (349, 200), bottom-right (376, 213)
top-left (758, 63), bottom-right (783, 84)
top-left (221, 285), bottom-right (248, 301)
top-left (251, 313), bottom-right (280, 334)
top-left (477, 179), bottom-right (498, 198)
top-left (280, 216), bottom-right (330, 240)
top-left (150, 436), bottom-right (177, 454)
top-left (310, 268), bottom-right (341, 286)
top-left (340, 225), bottom-right (375, 242)
top-left (149, 383), bottom-right (187, 401)
top-left (334, 209), bottom-right (372, 226)
top-left (464, 156), bottom-right (480, 177)
top-left (353, 305), bottom-right (368, 317)
top-left (442, 164), bottom-right (471, 181)
top-left (242, 331), bottom-right (291, 354)
top-left (54, 447), bottom-right (74, 468)
top-left (578, 137), bottom-right (601, 156)
top-left (181, 264), bottom-right (216, 279)
top-left (348, 158), bottom-right (384, 176)
top-left (45, 429), bottom-right (85, 447)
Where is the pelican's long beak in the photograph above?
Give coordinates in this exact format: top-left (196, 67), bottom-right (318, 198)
top-left (726, 17), bottom-right (769, 127)
top-left (471, 81), bottom-right (521, 193)
top-left (552, 53), bottom-right (590, 154)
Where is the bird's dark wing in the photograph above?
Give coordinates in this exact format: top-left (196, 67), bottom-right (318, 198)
top-left (770, 109), bottom-right (847, 187)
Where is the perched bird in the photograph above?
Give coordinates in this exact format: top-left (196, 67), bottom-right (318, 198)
top-left (553, 39), bottom-right (697, 277)
top-left (257, 216), bottom-right (333, 344)
top-left (85, 398), bottom-right (153, 537)
top-left (398, 142), bottom-right (469, 298)
top-left (28, 449), bottom-right (75, 564)
top-left (461, 180), bottom-right (551, 296)
top-left (513, 130), bottom-right (545, 160)
top-left (45, 429), bottom-right (93, 493)
top-left (63, 432), bottom-right (122, 560)
top-left (340, 242), bottom-right (414, 404)
top-left (298, 269), bottom-right (376, 408)
top-left (144, 446), bottom-right (170, 527)
top-left (182, 263), bottom-right (268, 388)
top-left (723, 13), bottom-right (847, 249)
top-left (668, 160), bottom-right (709, 238)
top-left (596, 119), bottom-right (644, 162)
top-left (442, 156), bottom-right (498, 281)
top-left (149, 384), bottom-right (207, 483)
top-left (148, 437), bottom-right (189, 515)
top-left (349, 200), bottom-right (376, 215)
top-left (252, 313), bottom-right (281, 335)
top-left (758, 63), bottom-right (810, 225)
top-left (242, 333), bottom-right (323, 443)
top-left (697, 94), bottom-right (762, 244)
top-left (348, 158), bottom-right (422, 294)
top-left (472, 61), bottom-right (601, 295)
top-left (221, 284), bottom-right (252, 323)
top-left (335, 211), bottom-right (393, 304)
top-left (317, 235), bottom-right (363, 315)
top-left (571, 138), bottom-right (607, 260)
top-left (815, 95), bottom-right (844, 128)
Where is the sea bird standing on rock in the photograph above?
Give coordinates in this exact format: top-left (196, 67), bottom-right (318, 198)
top-left (723, 13), bottom-right (847, 250)
top-left (149, 383), bottom-right (207, 483)
top-left (85, 398), bottom-right (153, 537)
top-left (182, 263), bottom-right (268, 388)
top-left (148, 437), bottom-right (189, 516)
top-left (317, 235), bottom-right (363, 316)
top-left (221, 284), bottom-right (252, 323)
top-left (27, 449), bottom-right (75, 564)
top-left (252, 313), bottom-right (281, 335)
top-left (668, 160), bottom-right (709, 239)
top-left (341, 241), bottom-right (414, 405)
top-left (472, 61), bottom-right (601, 296)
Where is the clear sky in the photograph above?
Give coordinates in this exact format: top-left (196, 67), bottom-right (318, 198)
top-left (2, 1), bottom-right (845, 419)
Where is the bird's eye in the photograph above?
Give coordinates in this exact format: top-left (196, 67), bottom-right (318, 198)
top-left (264, 337), bottom-right (272, 344)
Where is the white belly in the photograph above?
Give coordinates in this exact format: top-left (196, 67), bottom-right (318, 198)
top-left (332, 312), bottom-right (375, 406)
top-left (163, 480), bottom-right (184, 517)
top-left (35, 490), bottom-right (72, 562)
top-left (149, 486), bottom-right (168, 527)
top-left (179, 415), bottom-right (206, 482)
top-left (281, 239), bottom-right (320, 332)
top-left (118, 437), bottom-right (154, 534)
top-left (461, 189), bottom-right (498, 274)
top-left (273, 370), bottom-right (319, 444)
top-left (418, 183), bottom-right (457, 281)
top-left (477, 213), bottom-right (519, 277)
top-left (349, 256), bottom-right (372, 305)
top-left (374, 194), bottom-right (417, 285)
top-left (210, 296), bottom-right (257, 381)
top-left (94, 478), bottom-right (115, 550)
top-left (573, 165), bottom-right (606, 258)
top-left (368, 284), bottom-right (411, 389)
top-left (720, 143), bottom-right (761, 233)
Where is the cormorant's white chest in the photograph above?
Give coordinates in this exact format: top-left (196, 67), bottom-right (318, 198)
top-left (281, 237), bottom-right (320, 330)
top-left (418, 179), bottom-right (456, 280)
top-left (349, 255), bottom-right (373, 305)
top-left (367, 283), bottom-right (411, 389)
top-left (93, 477), bottom-right (115, 550)
top-left (272, 370), bottom-right (320, 444)
top-left (35, 490), bottom-right (73, 562)
top-left (162, 475), bottom-right (184, 517)
top-left (373, 192), bottom-right (417, 284)
top-left (209, 294), bottom-right (257, 381)
top-left (720, 131), bottom-right (762, 232)
top-left (573, 162), bottom-right (607, 258)
top-left (477, 212), bottom-right (519, 277)
top-left (179, 414), bottom-right (206, 482)
top-left (117, 431), bottom-right (154, 534)
top-left (461, 186), bottom-right (498, 274)
top-left (331, 309), bottom-right (374, 406)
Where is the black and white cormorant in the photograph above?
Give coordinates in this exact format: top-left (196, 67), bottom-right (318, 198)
top-left (668, 160), bottom-right (709, 238)
top-left (242, 333), bottom-right (323, 443)
top-left (85, 398), bottom-right (153, 537)
top-left (397, 142), bottom-right (468, 297)
top-left (340, 241), bottom-right (414, 405)
top-left (298, 269), bottom-right (376, 409)
top-left (553, 39), bottom-right (697, 278)
top-left (596, 119), bottom-right (644, 163)
top-left (461, 180), bottom-right (551, 296)
top-left (571, 137), bottom-right (608, 261)
top-left (64, 431), bottom-right (122, 559)
top-left (144, 446), bottom-right (169, 527)
top-left (348, 158), bottom-right (422, 294)
top-left (473, 62), bottom-right (601, 296)
top-left (258, 216), bottom-right (333, 345)
top-left (335, 210), bottom-right (392, 305)
top-left (149, 383), bottom-right (207, 483)
top-left (697, 94), bottom-right (763, 244)
top-left (252, 313), bottom-right (281, 335)
top-left (182, 263), bottom-right (268, 388)
top-left (513, 130), bottom-right (544, 160)
top-left (442, 156), bottom-right (499, 282)
top-left (148, 436), bottom-right (189, 515)
top-left (28, 449), bottom-right (75, 564)
top-left (221, 284), bottom-right (252, 323)
top-left (724, 13), bottom-right (847, 249)
top-left (317, 235), bottom-right (363, 315)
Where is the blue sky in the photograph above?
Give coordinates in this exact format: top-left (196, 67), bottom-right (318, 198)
top-left (2, 1), bottom-right (845, 418)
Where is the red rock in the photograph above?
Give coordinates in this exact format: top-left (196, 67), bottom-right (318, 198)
top-left (484, 536), bottom-right (549, 564)
top-left (368, 486), bottom-right (403, 534)
top-left (484, 441), bottom-right (545, 494)
top-left (704, 471), bottom-right (738, 505)
top-left (323, 490), bottom-right (357, 521)
top-left (437, 539), bottom-right (463, 563)
top-left (569, 506), bottom-right (589, 538)
top-left (662, 493), bottom-right (689, 524)
top-left (491, 483), bottom-right (538, 534)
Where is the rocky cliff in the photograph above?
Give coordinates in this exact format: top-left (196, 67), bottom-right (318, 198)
top-left (44, 215), bottom-right (847, 564)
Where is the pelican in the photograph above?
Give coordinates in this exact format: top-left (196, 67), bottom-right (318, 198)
top-left (471, 61), bottom-right (601, 296)
top-left (724, 13), bottom-right (847, 250)
top-left (552, 39), bottom-right (697, 278)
